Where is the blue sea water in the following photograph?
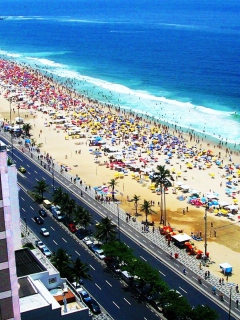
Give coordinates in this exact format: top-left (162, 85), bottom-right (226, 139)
top-left (0, 0), bottom-right (239, 146)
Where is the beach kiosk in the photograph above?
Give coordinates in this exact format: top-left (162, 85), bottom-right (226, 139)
top-left (219, 262), bottom-right (232, 275)
top-left (171, 233), bottom-right (191, 249)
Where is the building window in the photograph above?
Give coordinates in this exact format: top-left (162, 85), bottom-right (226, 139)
top-left (49, 277), bottom-right (57, 284)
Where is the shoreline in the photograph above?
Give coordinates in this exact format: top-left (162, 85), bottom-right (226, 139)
top-left (0, 58), bottom-right (240, 283)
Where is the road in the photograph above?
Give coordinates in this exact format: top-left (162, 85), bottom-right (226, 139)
top-left (1, 133), bottom-right (238, 319)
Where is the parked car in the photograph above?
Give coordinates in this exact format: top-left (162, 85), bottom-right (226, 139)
top-left (82, 236), bottom-right (94, 246)
top-left (86, 298), bottom-right (101, 314)
top-left (75, 229), bottom-right (90, 240)
top-left (34, 216), bottom-right (44, 225)
top-left (95, 250), bottom-right (106, 260)
top-left (40, 228), bottom-right (50, 237)
top-left (42, 246), bottom-right (52, 257)
top-left (79, 290), bottom-right (92, 303)
top-left (68, 223), bottom-right (77, 233)
top-left (19, 166), bottom-right (26, 173)
top-left (35, 240), bottom-right (45, 250)
top-left (39, 209), bottom-right (47, 217)
top-left (89, 244), bottom-right (101, 253)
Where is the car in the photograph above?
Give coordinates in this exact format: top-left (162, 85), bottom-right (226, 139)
top-left (34, 216), bottom-right (44, 225)
top-left (86, 298), bottom-right (101, 314)
top-left (95, 250), bottom-right (106, 260)
top-left (19, 166), bottom-right (26, 173)
top-left (89, 244), bottom-right (101, 253)
top-left (75, 229), bottom-right (90, 240)
top-left (79, 290), bottom-right (92, 303)
top-left (35, 240), bottom-right (45, 250)
top-left (39, 208), bottom-right (47, 217)
top-left (68, 223), bottom-right (77, 233)
top-left (40, 228), bottom-right (50, 237)
top-left (42, 246), bottom-right (52, 257)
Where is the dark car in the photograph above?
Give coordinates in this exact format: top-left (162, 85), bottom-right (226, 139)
top-left (34, 216), bottom-right (44, 225)
top-left (86, 298), bottom-right (101, 314)
top-left (75, 229), bottom-right (90, 240)
top-left (39, 209), bottom-right (47, 217)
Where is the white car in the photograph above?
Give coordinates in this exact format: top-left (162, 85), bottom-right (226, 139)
top-left (95, 249), bottom-right (106, 260)
top-left (83, 236), bottom-right (94, 246)
top-left (42, 246), bottom-right (52, 257)
top-left (40, 228), bottom-right (50, 237)
top-left (35, 240), bottom-right (45, 250)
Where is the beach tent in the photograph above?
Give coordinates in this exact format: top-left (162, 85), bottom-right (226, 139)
top-left (219, 262), bottom-right (232, 274)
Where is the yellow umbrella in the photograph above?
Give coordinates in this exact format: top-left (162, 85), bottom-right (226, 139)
top-left (209, 173), bottom-right (215, 178)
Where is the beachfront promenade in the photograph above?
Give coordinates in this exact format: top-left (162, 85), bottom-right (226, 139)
top-left (4, 132), bottom-right (239, 318)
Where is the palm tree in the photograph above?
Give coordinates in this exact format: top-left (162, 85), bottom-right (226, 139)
top-left (140, 199), bottom-right (156, 224)
top-left (62, 196), bottom-right (76, 221)
top-left (80, 208), bottom-right (93, 230)
top-left (95, 217), bottom-right (117, 243)
top-left (33, 179), bottom-right (49, 202)
top-left (52, 186), bottom-right (64, 205)
top-left (132, 194), bottom-right (141, 216)
top-left (50, 248), bottom-right (72, 278)
top-left (74, 205), bottom-right (92, 230)
top-left (108, 178), bottom-right (118, 201)
top-left (22, 123), bottom-right (32, 136)
top-left (71, 257), bottom-right (92, 284)
top-left (151, 165), bottom-right (172, 225)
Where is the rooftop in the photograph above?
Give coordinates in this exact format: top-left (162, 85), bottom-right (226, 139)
top-left (15, 248), bottom-right (46, 277)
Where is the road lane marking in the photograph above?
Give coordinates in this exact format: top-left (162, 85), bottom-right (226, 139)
top-left (53, 240), bottom-right (58, 245)
top-left (150, 244), bottom-right (154, 248)
top-left (22, 208), bottom-right (26, 212)
top-left (62, 238), bottom-right (67, 243)
top-left (35, 178), bottom-right (39, 181)
top-left (90, 265), bottom-right (95, 270)
top-left (179, 286), bottom-right (187, 293)
top-left (30, 206), bottom-right (34, 210)
top-left (34, 170), bottom-right (38, 174)
top-left (75, 250), bottom-right (80, 256)
top-left (142, 239), bottom-right (146, 243)
top-left (21, 197), bottom-right (25, 201)
top-left (159, 270), bottom-right (166, 277)
top-left (113, 301), bottom-right (120, 309)
top-left (105, 280), bottom-right (112, 287)
top-left (95, 283), bottom-right (101, 290)
top-left (50, 226), bottom-right (55, 231)
top-left (135, 234), bottom-right (139, 238)
top-left (140, 256), bottom-right (147, 261)
top-left (124, 298), bottom-right (131, 305)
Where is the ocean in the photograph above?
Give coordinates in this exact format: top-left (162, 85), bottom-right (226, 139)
top-left (0, 0), bottom-right (239, 147)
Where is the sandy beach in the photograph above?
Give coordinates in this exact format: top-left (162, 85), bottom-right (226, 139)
top-left (0, 59), bottom-right (240, 284)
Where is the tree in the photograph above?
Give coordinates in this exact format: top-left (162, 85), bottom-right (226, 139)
top-left (108, 178), bottom-right (118, 201)
top-left (189, 305), bottom-right (219, 320)
top-left (74, 205), bottom-right (92, 230)
top-left (132, 194), bottom-right (141, 216)
top-left (71, 257), bottom-right (92, 283)
top-left (151, 165), bottom-right (172, 225)
top-left (50, 248), bottom-right (72, 278)
top-left (62, 197), bottom-right (76, 221)
top-left (33, 179), bottom-right (49, 202)
top-left (95, 217), bottom-right (117, 243)
top-left (52, 186), bottom-right (64, 205)
top-left (140, 199), bottom-right (156, 224)
top-left (22, 123), bottom-right (32, 136)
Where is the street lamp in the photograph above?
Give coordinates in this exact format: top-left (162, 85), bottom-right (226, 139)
top-left (52, 162), bottom-right (55, 191)
top-left (204, 203), bottom-right (209, 256)
top-left (117, 203), bottom-right (120, 241)
top-left (8, 96), bottom-right (15, 160)
top-left (24, 217), bottom-right (27, 236)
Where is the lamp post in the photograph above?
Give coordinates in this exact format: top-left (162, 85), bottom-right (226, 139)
top-left (8, 96), bottom-right (15, 160)
top-left (52, 162), bottom-right (55, 191)
top-left (117, 203), bottom-right (120, 241)
top-left (24, 217), bottom-right (27, 237)
top-left (204, 203), bottom-right (209, 256)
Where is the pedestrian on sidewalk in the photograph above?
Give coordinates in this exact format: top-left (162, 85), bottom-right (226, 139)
top-left (222, 278), bottom-right (224, 285)
top-left (219, 278), bottom-right (222, 285)
top-left (236, 299), bottom-right (239, 308)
